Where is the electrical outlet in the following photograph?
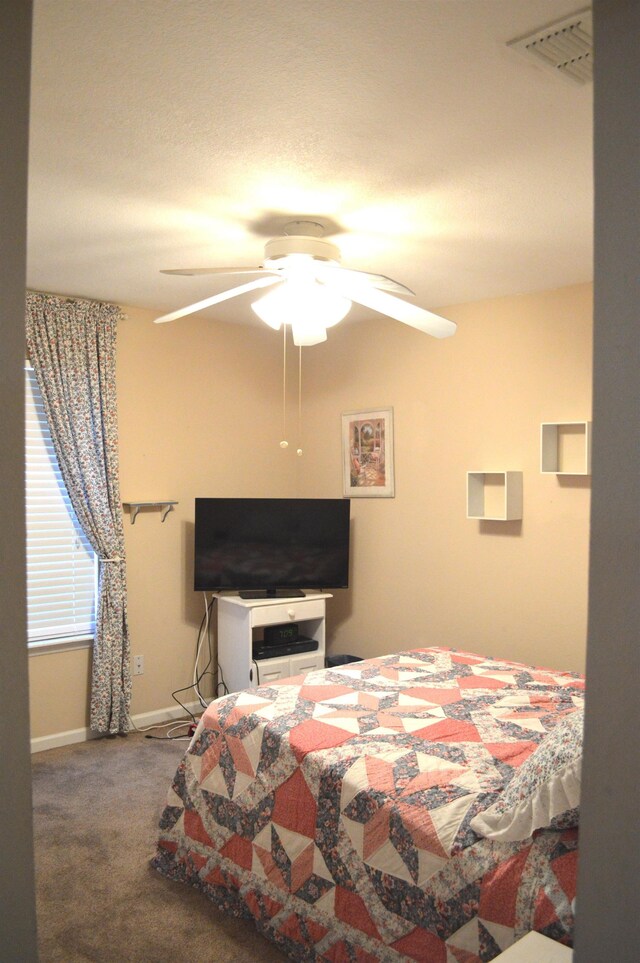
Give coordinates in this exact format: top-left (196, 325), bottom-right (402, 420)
top-left (133, 655), bottom-right (144, 676)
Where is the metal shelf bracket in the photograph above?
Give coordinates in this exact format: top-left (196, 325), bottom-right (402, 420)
top-left (122, 501), bottom-right (178, 525)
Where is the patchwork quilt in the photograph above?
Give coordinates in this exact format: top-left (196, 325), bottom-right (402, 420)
top-left (154, 648), bottom-right (584, 961)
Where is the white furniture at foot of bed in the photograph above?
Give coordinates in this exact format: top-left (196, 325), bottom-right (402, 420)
top-left (494, 931), bottom-right (572, 960)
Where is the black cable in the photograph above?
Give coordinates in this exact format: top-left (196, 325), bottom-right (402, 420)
top-left (143, 719), bottom-right (193, 741)
top-left (217, 659), bottom-right (229, 697)
top-left (165, 597), bottom-right (230, 739)
top-left (170, 595), bottom-right (218, 721)
top-left (251, 658), bottom-right (260, 687)
top-left (143, 597), bottom-right (220, 743)
top-left (196, 595), bottom-right (216, 679)
top-left (193, 595), bottom-right (216, 706)
top-left (169, 683), bottom-right (199, 723)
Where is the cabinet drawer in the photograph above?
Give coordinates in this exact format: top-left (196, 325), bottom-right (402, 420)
top-left (251, 599), bottom-right (325, 628)
top-left (252, 656), bottom-right (290, 686)
top-left (290, 652), bottom-right (325, 676)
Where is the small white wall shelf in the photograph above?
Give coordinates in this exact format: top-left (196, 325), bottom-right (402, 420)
top-left (467, 471), bottom-right (523, 521)
top-left (122, 501), bottom-right (178, 524)
top-left (540, 422), bottom-right (592, 475)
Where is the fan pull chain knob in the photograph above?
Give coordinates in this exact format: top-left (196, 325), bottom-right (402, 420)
top-left (297, 448), bottom-right (303, 456)
top-left (280, 440), bottom-right (289, 448)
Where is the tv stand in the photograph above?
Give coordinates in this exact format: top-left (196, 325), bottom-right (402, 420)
top-left (239, 588), bottom-right (306, 600)
top-left (216, 592), bottom-right (331, 692)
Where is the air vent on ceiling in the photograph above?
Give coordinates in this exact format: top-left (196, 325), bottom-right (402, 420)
top-left (508, 8), bottom-right (593, 85)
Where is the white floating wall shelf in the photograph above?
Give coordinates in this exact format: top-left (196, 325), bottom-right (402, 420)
top-left (540, 422), bottom-right (592, 475)
top-left (122, 501), bottom-right (178, 525)
top-left (467, 472), bottom-right (523, 521)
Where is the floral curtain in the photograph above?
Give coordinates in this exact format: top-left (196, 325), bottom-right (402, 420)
top-left (26, 292), bottom-right (131, 734)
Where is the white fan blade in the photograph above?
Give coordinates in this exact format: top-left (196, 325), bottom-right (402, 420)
top-left (153, 276), bottom-right (282, 324)
top-left (161, 267), bottom-right (268, 276)
top-left (315, 263), bottom-right (414, 296)
top-left (325, 278), bottom-right (456, 338)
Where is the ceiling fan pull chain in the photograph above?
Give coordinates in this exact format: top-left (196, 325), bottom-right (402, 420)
top-left (297, 345), bottom-right (303, 456)
top-left (279, 323), bottom-right (288, 449)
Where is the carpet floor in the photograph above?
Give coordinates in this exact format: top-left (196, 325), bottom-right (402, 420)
top-left (32, 731), bottom-right (287, 962)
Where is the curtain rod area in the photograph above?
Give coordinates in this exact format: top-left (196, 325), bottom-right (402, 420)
top-left (26, 288), bottom-right (112, 306)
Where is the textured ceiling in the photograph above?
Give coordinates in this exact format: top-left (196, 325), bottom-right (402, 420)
top-left (28, 0), bottom-right (593, 327)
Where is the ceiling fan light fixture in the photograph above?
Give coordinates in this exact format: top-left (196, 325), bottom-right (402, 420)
top-left (251, 292), bottom-right (283, 330)
top-left (251, 277), bottom-right (351, 334)
top-left (291, 319), bottom-right (328, 347)
top-left (311, 282), bottom-right (351, 329)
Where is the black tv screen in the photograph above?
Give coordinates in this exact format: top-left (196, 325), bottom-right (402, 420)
top-left (194, 498), bottom-right (350, 597)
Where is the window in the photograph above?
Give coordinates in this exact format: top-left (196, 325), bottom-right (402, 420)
top-left (25, 367), bottom-right (97, 647)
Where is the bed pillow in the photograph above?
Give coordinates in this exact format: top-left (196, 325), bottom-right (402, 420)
top-left (470, 707), bottom-right (583, 842)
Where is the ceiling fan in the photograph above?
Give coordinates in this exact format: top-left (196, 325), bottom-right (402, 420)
top-left (154, 220), bottom-right (456, 345)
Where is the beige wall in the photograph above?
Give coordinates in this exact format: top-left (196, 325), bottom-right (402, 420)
top-left (301, 282), bottom-right (592, 673)
top-left (29, 282), bottom-right (592, 740)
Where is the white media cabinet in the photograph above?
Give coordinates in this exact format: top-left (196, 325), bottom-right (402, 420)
top-left (216, 592), bottom-right (332, 693)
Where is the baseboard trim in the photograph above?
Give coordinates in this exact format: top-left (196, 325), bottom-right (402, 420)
top-left (30, 700), bottom-right (204, 754)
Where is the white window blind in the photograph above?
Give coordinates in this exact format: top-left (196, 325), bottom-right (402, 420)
top-left (25, 367), bottom-right (97, 644)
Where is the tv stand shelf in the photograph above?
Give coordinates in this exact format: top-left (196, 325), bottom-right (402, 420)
top-left (216, 592), bottom-right (332, 693)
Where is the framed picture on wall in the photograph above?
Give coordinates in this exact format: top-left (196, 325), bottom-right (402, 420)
top-left (341, 407), bottom-right (395, 497)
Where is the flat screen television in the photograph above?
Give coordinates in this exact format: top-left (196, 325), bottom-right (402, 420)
top-left (194, 497), bottom-right (350, 598)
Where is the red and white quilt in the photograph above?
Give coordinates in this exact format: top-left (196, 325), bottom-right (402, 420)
top-left (154, 647), bottom-right (584, 961)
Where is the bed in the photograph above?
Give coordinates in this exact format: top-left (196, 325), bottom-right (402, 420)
top-left (153, 647), bottom-right (584, 961)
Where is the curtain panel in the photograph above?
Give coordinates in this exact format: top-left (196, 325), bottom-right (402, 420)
top-left (26, 292), bottom-right (131, 734)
